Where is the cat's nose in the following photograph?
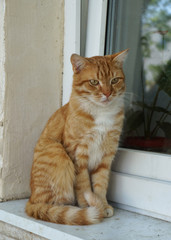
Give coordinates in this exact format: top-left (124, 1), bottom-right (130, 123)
top-left (103, 91), bottom-right (111, 98)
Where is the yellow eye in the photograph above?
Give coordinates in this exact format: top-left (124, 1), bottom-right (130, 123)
top-left (89, 79), bottom-right (99, 86)
top-left (111, 78), bottom-right (121, 84)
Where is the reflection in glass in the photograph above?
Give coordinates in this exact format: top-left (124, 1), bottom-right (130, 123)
top-left (106, 0), bottom-right (171, 153)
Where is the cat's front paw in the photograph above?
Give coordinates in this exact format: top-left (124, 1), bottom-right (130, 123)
top-left (78, 201), bottom-right (89, 208)
top-left (103, 204), bottom-right (114, 218)
top-left (77, 195), bottom-right (89, 208)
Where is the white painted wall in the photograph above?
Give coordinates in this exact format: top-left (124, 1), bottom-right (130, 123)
top-left (0, 0), bottom-right (64, 200)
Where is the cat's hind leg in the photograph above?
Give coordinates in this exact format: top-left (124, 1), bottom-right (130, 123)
top-left (30, 139), bottom-right (75, 205)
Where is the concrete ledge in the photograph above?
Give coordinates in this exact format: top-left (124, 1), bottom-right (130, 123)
top-left (0, 199), bottom-right (171, 240)
top-left (0, 221), bottom-right (46, 240)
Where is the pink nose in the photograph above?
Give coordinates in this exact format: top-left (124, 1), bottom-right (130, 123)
top-left (104, 91), bottom-right (111, 98)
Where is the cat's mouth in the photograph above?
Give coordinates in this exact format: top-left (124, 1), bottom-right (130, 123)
top-left (87, 95), bottom-right (113, 107)
top-left (101, 99), bottom-right (110, 103)
top-left (100, 97), bottom-right (113, 106)
top-left (100, 95), bottom-right (112, 103)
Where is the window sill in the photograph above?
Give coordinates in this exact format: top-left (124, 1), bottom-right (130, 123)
top-left (108, 148), bottom-right (171, 222)
top-left (0, 199), bottom-right (171, 240)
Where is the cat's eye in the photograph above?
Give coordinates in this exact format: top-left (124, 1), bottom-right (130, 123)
top-left (111, 77), bottom-right (121, 84)
top-left (89, 79), bottom-right (99, 86)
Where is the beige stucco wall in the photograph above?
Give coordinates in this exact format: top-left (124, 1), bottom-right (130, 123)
top-left (0, 0), bottom-right (5, 172)
top-left (0, 0), bottom-right (64, 200)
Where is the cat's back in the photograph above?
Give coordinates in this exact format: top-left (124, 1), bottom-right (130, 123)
top-left (39, 103), bottom-right (69, 142)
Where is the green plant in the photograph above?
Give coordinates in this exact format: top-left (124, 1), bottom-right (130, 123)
top-left (125, 59), bottom-right (171, 139)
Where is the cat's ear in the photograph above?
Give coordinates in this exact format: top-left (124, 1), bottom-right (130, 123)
top-left (112, 49), bottom-right (129, 67)
top-left (70, 54), bottom-right (87, 73)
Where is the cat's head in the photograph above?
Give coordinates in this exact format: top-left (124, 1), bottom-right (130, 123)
top-left (70, 49), bottom-right (129, 107)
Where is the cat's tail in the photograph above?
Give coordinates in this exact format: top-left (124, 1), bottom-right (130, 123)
top-left (25, 192), bottom-right (104, 225)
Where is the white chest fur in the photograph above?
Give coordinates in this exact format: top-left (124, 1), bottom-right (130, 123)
top-left (88, 103), bottom-right (123, 171)
top-left (79, 96), bottom-right (124, 171)
top-left (88, 114), bottom-right (114, 171)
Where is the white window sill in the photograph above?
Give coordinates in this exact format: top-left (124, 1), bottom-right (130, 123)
top-left (0, 199), bottom-right (171, 240)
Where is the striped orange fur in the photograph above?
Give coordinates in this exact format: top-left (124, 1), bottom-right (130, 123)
top-left (25, 49), bottom-right (129, 225)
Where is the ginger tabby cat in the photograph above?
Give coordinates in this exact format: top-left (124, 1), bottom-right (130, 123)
top-left (26, 49), bottom-right (129, 225)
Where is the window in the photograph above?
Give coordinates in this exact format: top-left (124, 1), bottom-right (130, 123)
top-left (105, 0), bottom-right (171, 154)
top-left (105, 0), bottom-right (171, 221)
top-left (63, 0), bottom-right (171, 221)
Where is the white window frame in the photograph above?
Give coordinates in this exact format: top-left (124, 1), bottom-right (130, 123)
top-left (85, 0), bottom-right (107, 57)
top-left (63, 0), bottom-right (107, 104)
top-left (109, 148), bottom-right (171, 222)
top-left (63, 0), bottom-right (171, 222)
top-left (63, 0), bottom-right (81, 105)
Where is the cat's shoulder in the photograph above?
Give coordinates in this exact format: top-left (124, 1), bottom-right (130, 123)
top-left (46, 103), bottom-right (69, 125)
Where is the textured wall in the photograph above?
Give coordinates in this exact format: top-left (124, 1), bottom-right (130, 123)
top-left (0, 0), bottom-right (64, 200)
top-left (0, 0), bottom-right (5, 172)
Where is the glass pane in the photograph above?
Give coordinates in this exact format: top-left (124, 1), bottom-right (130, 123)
top-left (106, 0), bottom-right (171, 154)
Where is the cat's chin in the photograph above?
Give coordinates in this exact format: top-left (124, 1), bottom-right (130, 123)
top-left (95, 99), bottom-right (114, 107)
top-left (100, 100), bottom-right (111, 106)
top-left (101, 99), bottom-right (111, 104)
top-left (81, 96), bottom-right (114, 108)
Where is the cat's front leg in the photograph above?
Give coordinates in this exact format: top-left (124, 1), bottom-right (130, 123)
top-left (75, 145), bottom-right (92, 208)
top-left (91, 153), bottom-right (115, 218)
